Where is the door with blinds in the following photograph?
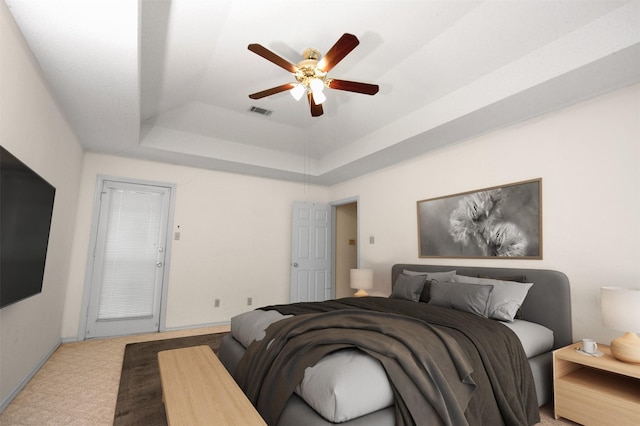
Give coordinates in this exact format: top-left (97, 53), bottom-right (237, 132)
top-left (85, 179), bottom-right (172, 339)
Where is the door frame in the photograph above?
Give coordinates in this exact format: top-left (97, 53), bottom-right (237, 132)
top-left (77, 175), bottom-right (176, 341)
top-left (331, 196), bottom-right (360, 298)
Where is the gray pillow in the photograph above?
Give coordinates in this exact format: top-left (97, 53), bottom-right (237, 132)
top-left (453, 274), bottom-right (533, 322)
top-left (478, 274), bottom-right (527, 283)
top-left (403, 269), bottom-right (456, 282)
top-left (478, 274), bottom-right (528, 319)
top-left (390, 274), bottom-right (426, 302)
top-left (428, 281), bottom-right (494, 317)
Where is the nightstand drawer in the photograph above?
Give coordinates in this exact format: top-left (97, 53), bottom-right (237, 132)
top-left (555, 367), bottom-right (640, 426)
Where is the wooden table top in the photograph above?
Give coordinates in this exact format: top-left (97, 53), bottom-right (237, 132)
top-left (158, 345), bottom-right (266, 426)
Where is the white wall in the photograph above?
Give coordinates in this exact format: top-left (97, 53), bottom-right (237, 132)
top-left (61, 154), bottom-right (330, 338)
top-left (0, 2), bottom-right (84, 407)
top-left (330, 83), bottom-right (640, 345)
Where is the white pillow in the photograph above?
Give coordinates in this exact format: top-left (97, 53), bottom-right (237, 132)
top-left (453, 275), bottom-right (533, 322)
top-left (295, 349), bottom-right (393, 423)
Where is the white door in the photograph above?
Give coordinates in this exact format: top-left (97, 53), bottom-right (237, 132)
top-left (290, 201), bottom-right (333, 302)
top-left (85, 180), bottom-right (172, 339)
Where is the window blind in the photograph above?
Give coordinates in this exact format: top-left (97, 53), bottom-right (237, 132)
top-left (97, 188), bottom-right (163, 320)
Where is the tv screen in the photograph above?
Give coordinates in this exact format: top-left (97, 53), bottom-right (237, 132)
top-left (0, 146), bottom-right (56, 308)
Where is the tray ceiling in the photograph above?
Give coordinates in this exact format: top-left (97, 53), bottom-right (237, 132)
top-left (6, 0), bottom-right (640, 184)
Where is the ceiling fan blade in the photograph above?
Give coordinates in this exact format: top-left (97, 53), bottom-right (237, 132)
top-left (317, 33), bottom-right (359, 73)
top-left (308, 92), bottom-right (324, 117)
top-left (248, 44), bottom-right (297, 73)
top-left (249, 83), bottom-right (296, 99)
top-left (327, 79), bottom-right (379, 95)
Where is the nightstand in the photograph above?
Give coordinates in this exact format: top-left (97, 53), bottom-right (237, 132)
top-left (553, 342), bottom-right (640, 425)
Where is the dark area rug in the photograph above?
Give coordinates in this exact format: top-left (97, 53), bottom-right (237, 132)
top-left (113, 332), bottom-right (229, 426)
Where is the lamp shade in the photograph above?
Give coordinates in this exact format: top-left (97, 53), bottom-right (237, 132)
top-left (601, 286), bottom-right (640, 333)
top-left (309, 78), bottom-right (325, 93)
top-left (290, 84), bottom-right (305, 101)
top-left (350, 269), bottom-right (373, 290)
top-left (312, 90), bottom-right (327, 104)
top-left (601, 286), bottom-right (640, 363)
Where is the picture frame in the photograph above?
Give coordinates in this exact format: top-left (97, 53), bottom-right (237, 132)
top-left (417, 178), bottom-right (542, 259)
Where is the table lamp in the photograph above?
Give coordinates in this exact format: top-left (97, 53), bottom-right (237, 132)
top-left (350, 269), bottom-right (373, 297)
top-left (600, 286), bottom-right (640, 363)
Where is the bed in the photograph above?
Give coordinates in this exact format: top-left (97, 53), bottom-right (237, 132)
top-left (218, 264), bottom-right (572, 425)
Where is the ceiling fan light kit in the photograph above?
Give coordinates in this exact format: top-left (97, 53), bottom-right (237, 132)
top-left (248, 33), bottom-right (379, 117)
top-left (290, 84), bottom-right (306, 101)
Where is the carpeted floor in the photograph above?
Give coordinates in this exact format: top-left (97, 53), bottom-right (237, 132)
top-left (0, 325), bottom-right (575, 425)
top-left (0, 325), bottom-right (230, 426)
top-left (113, 332), bottom-right (228, 426)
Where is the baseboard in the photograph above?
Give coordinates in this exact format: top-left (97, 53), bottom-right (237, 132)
top-left (0, 339), bottom-right (61, 413)
top-left (62, 320), bottom-right (231, 344)
top-left (162, 320), bottom-right (230, 332)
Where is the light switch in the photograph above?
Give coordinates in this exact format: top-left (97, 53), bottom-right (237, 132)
top-left (174, 231), bottom-right (181, 240)
top-left (369, 236), bottom-right (375, 244)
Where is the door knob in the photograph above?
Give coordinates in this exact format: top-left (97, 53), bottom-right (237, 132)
top-left (292, 262), bottom-right (298, 267)
top-left (157, 262), bottom-right (163, 267)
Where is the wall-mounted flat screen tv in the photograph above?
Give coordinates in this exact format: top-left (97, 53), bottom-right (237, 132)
top-left (0, 146), bottom-right (56, 308)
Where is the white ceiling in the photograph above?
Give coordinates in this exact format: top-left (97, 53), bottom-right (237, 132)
top-left (6, 0), bottom-right (640, 185)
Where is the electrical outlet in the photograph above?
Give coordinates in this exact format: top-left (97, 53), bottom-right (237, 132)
top-left (247, 297), bottom-right (252, 306)
top-left (214, 299), bottom-right (220, 307)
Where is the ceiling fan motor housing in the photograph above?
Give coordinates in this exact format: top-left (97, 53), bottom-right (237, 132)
top-left (295, 56), bottom-right (327, 88)
top-left (302, 48), bottom-right (320, 60)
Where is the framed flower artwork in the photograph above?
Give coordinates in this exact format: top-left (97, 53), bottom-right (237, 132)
top-left (417, 179), bottom-right (542, 259)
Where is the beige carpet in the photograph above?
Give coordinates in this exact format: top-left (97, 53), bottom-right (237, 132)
top-left (0, 325), bottom-right (576, 425)
top-left (0, 326), bottom-right (229, 426)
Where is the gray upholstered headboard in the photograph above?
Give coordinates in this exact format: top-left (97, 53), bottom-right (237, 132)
top-left (391, 264), bottom-right (572, 349)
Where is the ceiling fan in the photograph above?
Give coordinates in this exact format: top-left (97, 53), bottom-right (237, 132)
top-left (248, 33), bottom-right (379, 117)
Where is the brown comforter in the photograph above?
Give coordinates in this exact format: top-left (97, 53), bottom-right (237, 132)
top-left (234, 297), bottom-right (540, 426)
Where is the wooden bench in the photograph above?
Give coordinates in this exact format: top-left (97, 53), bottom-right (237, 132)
top-left (158, 345), bottom-right (266, 426)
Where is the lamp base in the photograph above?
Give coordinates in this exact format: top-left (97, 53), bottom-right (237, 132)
top-left (610, 332), bottom-right (640, 364)
top-left (353, 289), bottom-right (370, 297)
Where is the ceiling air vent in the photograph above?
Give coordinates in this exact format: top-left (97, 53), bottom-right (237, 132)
top-left (249, 106), bottom-right (272, 116)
